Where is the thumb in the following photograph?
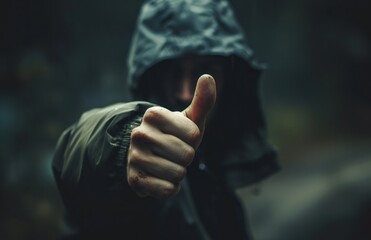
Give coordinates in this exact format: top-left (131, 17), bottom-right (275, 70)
top-left (183, 74), bottom-right (216, 132)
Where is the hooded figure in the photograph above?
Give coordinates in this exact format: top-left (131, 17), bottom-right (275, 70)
top-left (52, 0), bottom-right (279, 239)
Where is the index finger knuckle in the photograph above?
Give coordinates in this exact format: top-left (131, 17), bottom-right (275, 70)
top-left (143, 107), bottom-right (165, 124)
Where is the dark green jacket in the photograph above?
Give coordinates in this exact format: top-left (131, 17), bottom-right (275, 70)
top-left (53, 0), bottom-right (279, 239)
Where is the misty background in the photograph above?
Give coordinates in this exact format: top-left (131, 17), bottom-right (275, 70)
top-left (1, 0), bottom-right (370, 239)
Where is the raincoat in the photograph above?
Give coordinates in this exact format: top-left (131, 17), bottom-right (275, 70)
top-left (52, 0), bottom-right (279, 239)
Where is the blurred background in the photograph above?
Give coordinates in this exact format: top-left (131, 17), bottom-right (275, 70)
top-left (1, 0), bottom-right (370, 239)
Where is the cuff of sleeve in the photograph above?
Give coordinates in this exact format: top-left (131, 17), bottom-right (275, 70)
top-left (115, 114), bottom-right (143, 171)
top-left (105, 114), bottom-right (144, 206)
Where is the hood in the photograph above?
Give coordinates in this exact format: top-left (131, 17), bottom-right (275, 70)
top-left (126, 0), bottom-right (279, 186)
top-left (127, 0), bottom-right (264, 91)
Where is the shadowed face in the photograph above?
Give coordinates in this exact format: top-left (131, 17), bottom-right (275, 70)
top-left (145, 55), bottom-right (227, 113)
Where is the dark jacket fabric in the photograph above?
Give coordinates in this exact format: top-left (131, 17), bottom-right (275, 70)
top-left (52, 0), bottom-right (279, 239)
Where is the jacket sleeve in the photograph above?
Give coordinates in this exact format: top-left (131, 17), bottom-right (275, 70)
top-left (52, 101), bottom-right (155, 237)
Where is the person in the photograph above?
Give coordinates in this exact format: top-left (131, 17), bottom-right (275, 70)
top-left (52, 0), bottom-right (279, 239)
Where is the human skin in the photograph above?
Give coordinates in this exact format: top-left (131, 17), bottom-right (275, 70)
top-left (127, 74), bottom-right (216, 198)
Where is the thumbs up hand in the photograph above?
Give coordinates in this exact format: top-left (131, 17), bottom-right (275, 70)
top-left (127, 74), bottom-right (216, 198)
